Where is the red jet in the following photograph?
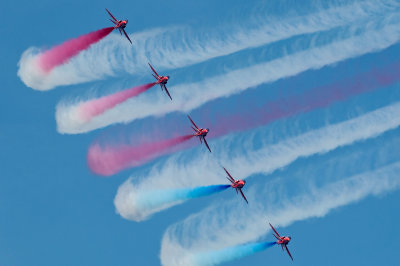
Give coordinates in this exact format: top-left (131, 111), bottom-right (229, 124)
top-left (188, 115), bottom-right (211, 152)
top-left (269, 223), bottom-right (293, 261)
top-left (223, 167), bottom-right (248, 204)
top-left (148, 63), bottom-right (172, 100)
top-left (106, 8), bottom-right (132, 44)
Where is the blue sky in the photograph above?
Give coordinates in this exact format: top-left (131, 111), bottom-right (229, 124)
top-left (2, 0), bottom-right (400, 265)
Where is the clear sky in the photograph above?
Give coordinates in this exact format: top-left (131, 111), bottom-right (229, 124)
top-left (1, 0), bottom-right (400, 265)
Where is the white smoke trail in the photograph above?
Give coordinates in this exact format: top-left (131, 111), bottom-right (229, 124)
top-left (18, 0), bottom-right (397, 91)
top-left (57, 13), bottom-right (400, 134)
top-left (160, 161), bottom-right (400, 266)
top-left (114, 102), bottom-right (400, 221)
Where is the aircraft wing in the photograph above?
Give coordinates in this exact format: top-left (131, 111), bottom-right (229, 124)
top-left (191, 126), bottom-right (199, 134)
top-left (223, 167), bottom-right (235, 183)
top-left (285, 245), bottom-right (294, 261)
top-left (109, 19), bottom-right (117, 25)
top-left (225, 176), bottom-right (234, 185)
top-left (163, 85), bottom-right (172, 100)
top-left (269, 223), bottom-right (281, 238)
top-left (122, 29), bottom-right (132, 44)
top-left (187, 115), bottom-right (200, 130)
top-left (106, 8), bottom-right (118, 22)
top-left (239, 189), bottom-right (249, 204)
top-left (203, 137), bottom-right (212, 153)
top-left (148, 63), bottom-right (160, 77)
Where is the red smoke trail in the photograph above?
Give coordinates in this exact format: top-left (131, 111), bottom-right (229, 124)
top-left (37, 27), bottom-right (114, 73)
top-left (80, 82), bottom-right (156, 121)
top-left (88, 134), bottom-right (194, 176)
top-left (210, 62), bottom-right (400, 137)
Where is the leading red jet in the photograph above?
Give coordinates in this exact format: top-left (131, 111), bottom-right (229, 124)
top-left (148, 63), bottom-right (172, 100)
top-left (188, 115), bottom-right (211, 152)
top-left (106, 8), bottom-right (132, 44)
top-left (269, 223), bottom-right (293, 261)
top-left (223, 167), bottom-right (248, 204)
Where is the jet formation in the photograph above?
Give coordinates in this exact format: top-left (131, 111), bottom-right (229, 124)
top-left (45, 8), bottom-right (296, 263)
top-left (103, 7), bottom-right (295, 263)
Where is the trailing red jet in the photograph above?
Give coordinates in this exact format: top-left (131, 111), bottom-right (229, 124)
top-left (269, 223), bottom-right (293, 261)
top-left (223, 167), bottom-right (248, 204)
top-left (188, 115), bottom-right (211, 152)
top-left (148, 63), bottom-right (172, 100)
top-left (106, 8), bottom-right (132, 44)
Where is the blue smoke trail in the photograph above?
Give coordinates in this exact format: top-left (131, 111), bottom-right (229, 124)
top-left (191, 242), bottom-right (276, 266)
top-left (116, 183), bottom-right (232, 221)
top-left (135, 184), bottom-right (231, 212)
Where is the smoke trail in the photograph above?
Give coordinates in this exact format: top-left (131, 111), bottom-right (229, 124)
top-left (56, 13), bottom-right (400, 134)
top-left (38, 27), bottom-right (115, 73)
top-left (115, 102), bottom-right (400, 221)
top-left (115, 183), bottom-right (230, 221)
top-left (189, 242), bottom-right (276, 266)
top-left (79, 82), bottom-right (156, 121)
top-left (19, 0), bottom-right (400, 91)
top-left (18, 27), bottom-right (114, 90)
top-left (160, 162), bottom-right (400, 266)
top-left (209, 61), bottom-right (400, 138)
top-left (88, 134), bottom-right (194, 176)
top-left (85, 59), bottom-right (400, 177)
